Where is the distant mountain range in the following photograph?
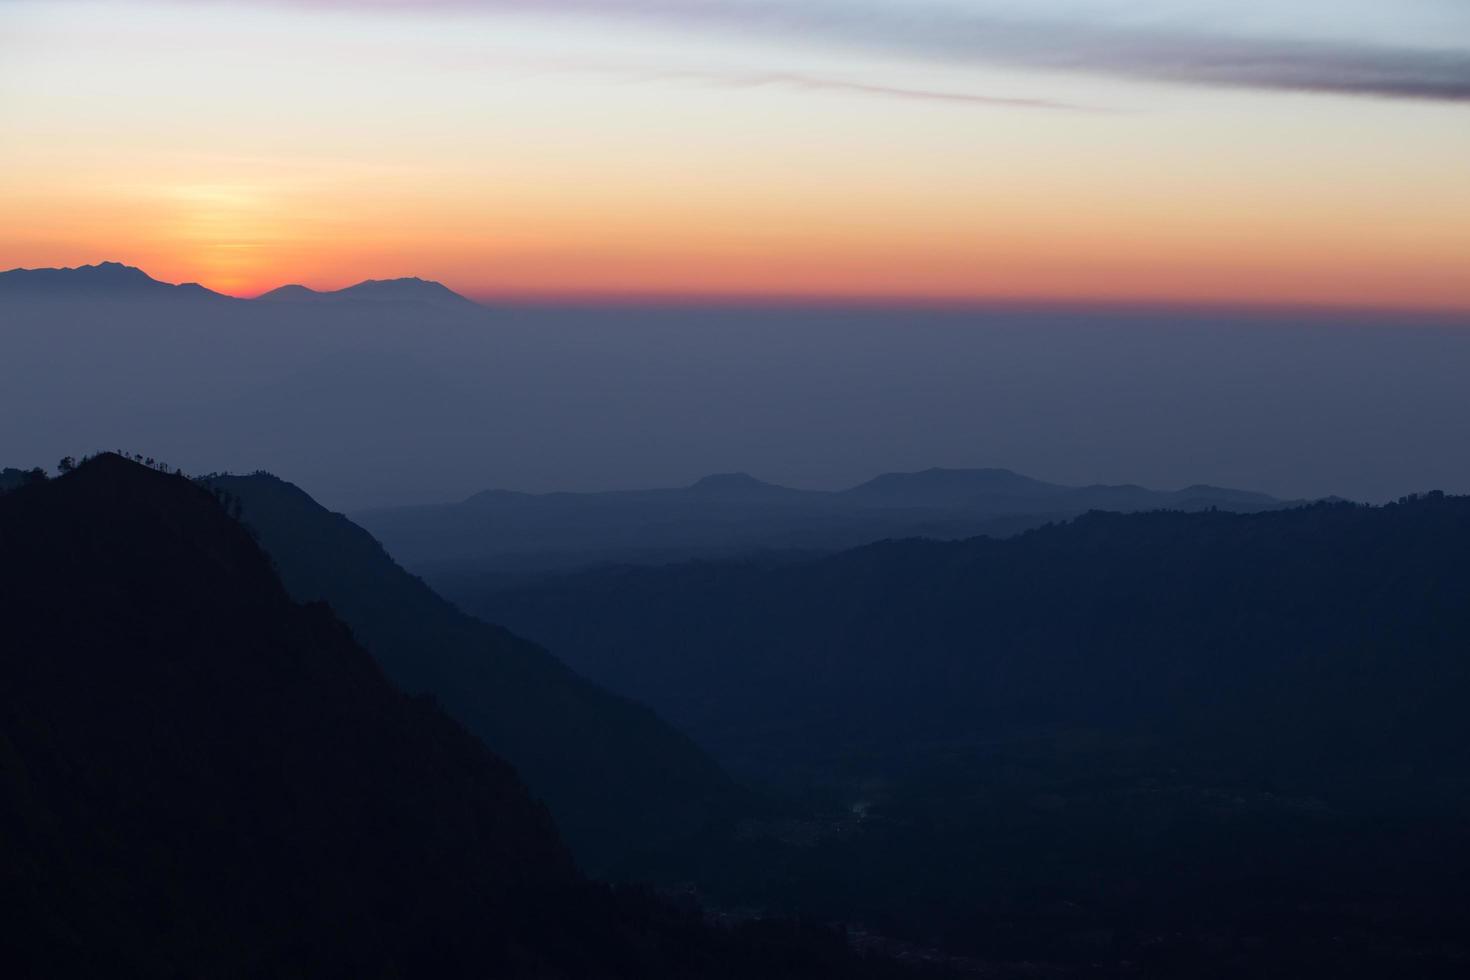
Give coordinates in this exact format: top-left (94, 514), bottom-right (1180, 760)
top-left (5, 260), bottom-right (1470, 512)
top-left (453, 491), bottom-right (1470, 780)
top-left (0, 261), bottom-right (477, 308)
top-left (359, 466), bottom-right (1294, 576)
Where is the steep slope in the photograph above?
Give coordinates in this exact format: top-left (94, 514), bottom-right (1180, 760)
top-left (0, 455), bottom-right (935, 980)
top-left (209, 473), bottom-right (740, 873)
top-left (0, 456), bottom-right (578, 976)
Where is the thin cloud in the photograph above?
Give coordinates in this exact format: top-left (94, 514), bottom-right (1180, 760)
top-left (631, 68), bottom-right (1096, 111)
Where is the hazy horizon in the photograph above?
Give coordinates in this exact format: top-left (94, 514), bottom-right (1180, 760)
top-left (5, 263), bottom-right (1469, 511)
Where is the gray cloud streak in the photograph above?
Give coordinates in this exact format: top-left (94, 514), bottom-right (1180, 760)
top-left (244, 0), bottom-right (1470, 103)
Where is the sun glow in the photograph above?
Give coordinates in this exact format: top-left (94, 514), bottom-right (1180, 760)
top-left (2, 1), bottom-right (1468, 309)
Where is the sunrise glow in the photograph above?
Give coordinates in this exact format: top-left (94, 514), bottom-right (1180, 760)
top-left (3, 0), bottom-right (1468, 309)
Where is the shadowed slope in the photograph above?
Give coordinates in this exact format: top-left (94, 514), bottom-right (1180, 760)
top-left (0, 455), bottom-right (939, 979)
top-left (209, 472), bottom-right (740, 873)
top-left (0, 455), bottom-right (578, 977)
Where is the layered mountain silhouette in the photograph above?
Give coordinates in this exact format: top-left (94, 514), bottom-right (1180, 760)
top-left (0, 455), bottom-right (931, 979)
top-left (0, 261), bottom-right (475, 308)
top-left (207, 471), bottom-right (739, 873)
top-left (5, 261), bottom-right (1470, 514)
top-left (453, 494), bottom-right (1470, 777)
top-left (359, 466), bottom-right (1289, 575)
top-left (445, 494), bottom-right (1470, 975)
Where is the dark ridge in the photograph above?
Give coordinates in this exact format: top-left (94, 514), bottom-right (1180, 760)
top-left (0, 454), bottom-right (936, 979)
top-left (450, 494), bottom-right (1470, 974)
top-left (208, 471), bottom-right (742, 874)
top-left (0, 454), bottom-right (575, 976)
top-left (0, 261), bottom-right (226, 299)
top-left (462, 494), bottom-right (1470, 771)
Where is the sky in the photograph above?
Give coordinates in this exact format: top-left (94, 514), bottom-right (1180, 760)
top-left (2, 0), bottom-right (1468, 308)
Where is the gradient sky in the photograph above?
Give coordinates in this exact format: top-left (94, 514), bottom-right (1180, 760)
top-left (2, 0), bottom-right (1468, 307)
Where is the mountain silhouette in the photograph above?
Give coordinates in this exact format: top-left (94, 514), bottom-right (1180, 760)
top-left (208, 471), bottom-right (740, 873)
top-left (255, 276), bottom-right (476, 308)
top-left (0, 454), bottom-right (931, 979)
top-left (455, 494), bottom-right (1470, 775)
top-left (450, 494), bottom-right (1470, 975)
top-left (0, 455), bottom-right (576, 975)
top-left (0, 262), bottom-right (475, 308)
top-left (360, 466), bottom-right (1289, 575)
top-left (0, 261), bottom-right (225, 299)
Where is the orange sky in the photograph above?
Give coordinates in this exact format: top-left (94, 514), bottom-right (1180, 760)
top-left (3, 1), bottom-right (1469, 311)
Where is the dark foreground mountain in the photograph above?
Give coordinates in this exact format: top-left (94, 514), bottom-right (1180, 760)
top-left (208, 472), bottom-right (739, 874)
top-left (452, 497), bottom-right (1470, 976)
top-left (0, 456), bottom-right (937, 979)
top-left (359, 466), bottom-right (1286, 576)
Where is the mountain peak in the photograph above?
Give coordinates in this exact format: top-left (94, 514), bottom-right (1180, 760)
top-left (255, 276), bottom-right (476, 308)
top-left (686, 472), bottom-right (800, 500)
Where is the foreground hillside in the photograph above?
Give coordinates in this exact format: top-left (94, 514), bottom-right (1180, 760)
top-left (0, 456), bottom-right (934, 979)
top-left (208, 472), bottom-right (741, 874)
